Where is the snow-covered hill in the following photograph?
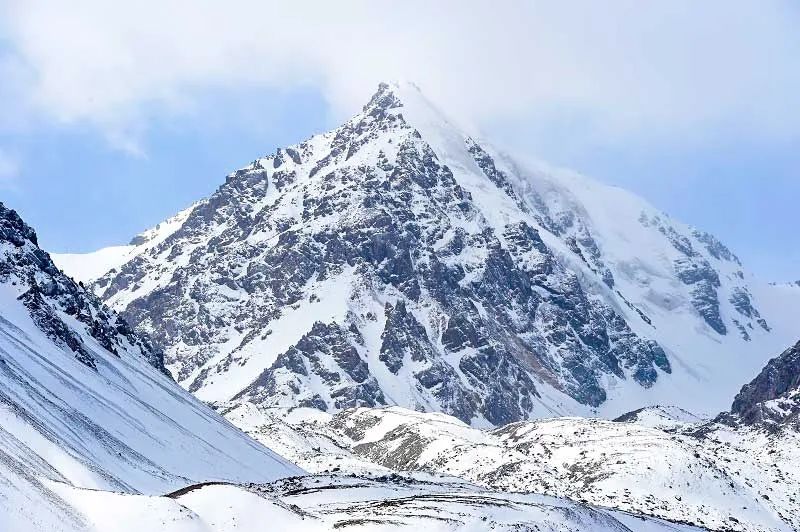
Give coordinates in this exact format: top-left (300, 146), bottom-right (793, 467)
top-left (54, 82), bottom-right (800, 424)
top-left (222, 402), bottom-right (799, 532)
top-left (0, 202), bottom-right (301, 532)
top-left (613, 404), bottom-right (704, 430)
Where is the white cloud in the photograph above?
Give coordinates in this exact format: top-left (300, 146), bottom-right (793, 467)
top-left (0, 0), bottom-right (798, 146)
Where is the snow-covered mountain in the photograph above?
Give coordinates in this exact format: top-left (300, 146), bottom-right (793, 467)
top-left (54, 82), bottom-right (800, 424)
top-left (0, 201), bottom-right (301, 532)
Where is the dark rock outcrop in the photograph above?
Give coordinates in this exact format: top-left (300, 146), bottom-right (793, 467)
top-left (724, 341), bottom-right (800, 429)
top-left (0, 202), bottom-right (167, 375)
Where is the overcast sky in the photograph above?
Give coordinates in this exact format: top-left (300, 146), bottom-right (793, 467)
top-left (0, 1), bottom-right (798, 280)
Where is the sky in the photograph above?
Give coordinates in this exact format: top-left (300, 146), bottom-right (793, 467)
top-left (0, 1), bottom-right (797, 280)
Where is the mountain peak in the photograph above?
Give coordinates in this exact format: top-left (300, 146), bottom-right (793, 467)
top-left (362, 82), bottom-right (403, 115)
top-left (363, 81), bottom-right (424, 108)
top-left (363, 81), bottom-right (423, 108)
top-left (359, 81), bottom-right (460, 139)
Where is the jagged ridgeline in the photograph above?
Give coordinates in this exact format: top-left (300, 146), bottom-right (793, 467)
top-left (73, 82), bottom-right (791, 424)
top-left (0, 202), bottom-right (166, 373)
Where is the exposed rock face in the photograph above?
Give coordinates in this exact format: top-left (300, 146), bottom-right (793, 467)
top-left (674, 256), bottom-right (727, 335)
top-left (82, 82), bottom-right (781, 424)
top-left (0, 202), bottom-right (167, 374)
top-left (727, 340), bottom-right (800, 428)
top-left (234, 321), bottom-right (386, 412)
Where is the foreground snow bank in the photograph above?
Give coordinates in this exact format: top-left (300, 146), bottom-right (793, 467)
top-left (42, 475), bottom-right (707, 532)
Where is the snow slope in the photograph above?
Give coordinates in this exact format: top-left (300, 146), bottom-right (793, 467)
top-left (53, 203), bottom-right (197, 283)
top-left (0, 202), bottom-right (301, 531)
top-left (53, 244), bottom-right (137, 283)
